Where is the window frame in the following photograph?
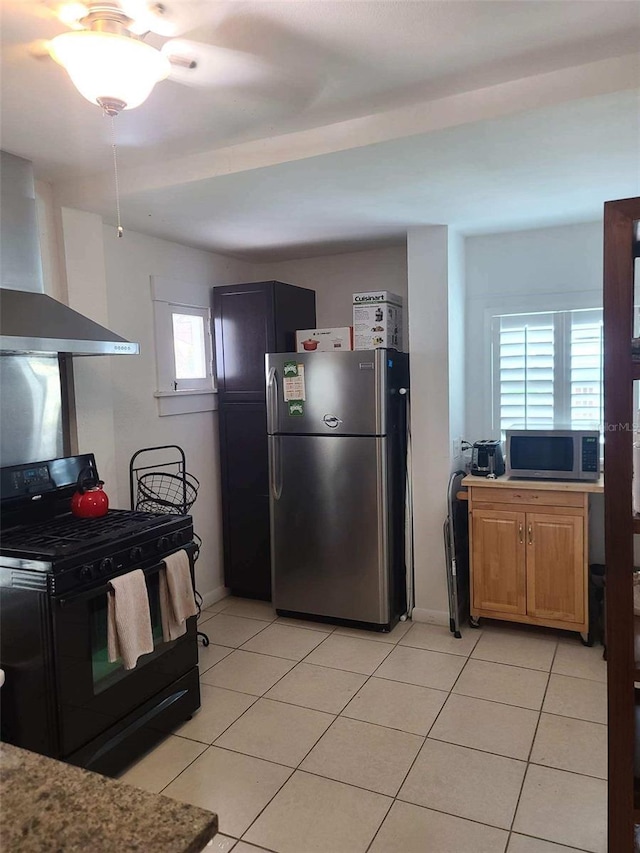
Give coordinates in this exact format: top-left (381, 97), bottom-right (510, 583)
top-left (168, 304), bottom-right (213, 392)
top-left (150, 276), bottom-right (216, 417)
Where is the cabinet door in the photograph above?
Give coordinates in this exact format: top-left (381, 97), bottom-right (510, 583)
top-left (526, 513), bottom-right (584, 623)
top-left (471, 509), bottom-right (526, 615)
top-left (218, 403), bottom-right (271, 599)
top-left (214, 283), bottom-right (276, 402)
top-left (273, 282), bottom-right (316, 353)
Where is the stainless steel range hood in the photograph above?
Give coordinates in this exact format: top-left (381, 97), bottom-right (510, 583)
top-left (0, 151), bottom-right (139, 356)
top-left (0, 288), bottom-right (139, 355)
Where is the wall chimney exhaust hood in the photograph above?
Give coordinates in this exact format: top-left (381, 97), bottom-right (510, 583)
top-left (1, 150), bottom-right (139, 356)
top-left (0, 288), bottom-right (140, 355)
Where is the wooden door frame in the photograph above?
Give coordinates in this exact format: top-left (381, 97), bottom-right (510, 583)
top-left (603, 196), bottom-right (640, 851)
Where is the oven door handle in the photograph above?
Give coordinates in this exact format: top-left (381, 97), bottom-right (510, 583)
top-left (57, 546), bottom-right (195, 608)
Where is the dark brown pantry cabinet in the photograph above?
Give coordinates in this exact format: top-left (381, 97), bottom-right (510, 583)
top-left (213, 281), bottom-right (316, 599)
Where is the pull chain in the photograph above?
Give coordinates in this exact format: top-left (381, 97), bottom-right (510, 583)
top-left (109, 115), bottom-right (123, 238)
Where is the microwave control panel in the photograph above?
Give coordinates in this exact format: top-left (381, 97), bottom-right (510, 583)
top-left (581, 436), bottom-right (599, 472)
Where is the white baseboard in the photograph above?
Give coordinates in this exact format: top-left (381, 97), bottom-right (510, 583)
top-left (201, 586), bottom-right (229, 609)
top-left (410, 608), bottom-right (450, 627)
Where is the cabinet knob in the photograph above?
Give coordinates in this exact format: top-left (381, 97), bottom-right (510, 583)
top-left (528, 523), bottom-right (533, 545)
top-left (518, 522), bottom-right (524, 544)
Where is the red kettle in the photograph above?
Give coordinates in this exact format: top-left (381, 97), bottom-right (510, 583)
top-left (71, 466), bottom-right (109, 519)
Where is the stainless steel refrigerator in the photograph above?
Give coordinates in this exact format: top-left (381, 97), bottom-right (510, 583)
top-left (266, 349), bottom-right (409, 630)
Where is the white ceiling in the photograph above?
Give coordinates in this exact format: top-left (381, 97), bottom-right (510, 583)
top-left (1, 0), bottom-right (639, 259)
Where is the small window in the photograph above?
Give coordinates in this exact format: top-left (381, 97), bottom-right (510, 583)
top-left (170, 307), bottom-right (210, 390)
top-left (150, 276), bottom-right (216, 414)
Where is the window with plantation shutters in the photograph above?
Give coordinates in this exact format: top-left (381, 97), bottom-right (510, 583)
top-left (492, 309), bottom-right (603, 435)
top-left (494, 314), bottom-right (555, 432)
top-left (569, 309), bottom-right (603, 428)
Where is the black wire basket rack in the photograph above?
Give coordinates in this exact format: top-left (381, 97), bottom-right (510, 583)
top-left (130, 445), bottom-right (199, 516)
top-left (135, 470), bottom-right (200, 516)
top-left (129, 444), bottom-right (208, 645)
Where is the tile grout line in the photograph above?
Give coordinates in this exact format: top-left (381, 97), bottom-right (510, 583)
top-left (205, 614), bottom-right (607, 682)
top-left (505, 635), bottom-right (560, 850)
top-left (156, 610), bottom-right (335, 805)
top-left (363, 628), bottom-right (485, 853)
top-left (204, 624), bottom-right (580, 849)
top-left (365, 627), bottom-right (596, 853)
top-left (202, 620), bottom-right (385, 843)
top-left (178, 688), bottom-right (598, 768)
top-left (232, 618), bottom-right (439, 846)
top-left (510, 830), bottom-right (592, 853)
top-left (158, 615), bottom-right (604, 851)
top-left (236, 620), bottom-right (404, 844)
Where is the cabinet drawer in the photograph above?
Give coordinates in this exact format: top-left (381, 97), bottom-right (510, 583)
top-left (470, 487), bottom-right (584, 508)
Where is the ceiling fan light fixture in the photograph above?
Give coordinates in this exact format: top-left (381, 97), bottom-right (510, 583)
top-left (57, 2), bottom-right (90, 29)
top-left (49, 30), bottom-right (171, 112)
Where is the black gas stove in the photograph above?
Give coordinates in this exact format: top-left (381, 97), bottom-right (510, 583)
top-left (1, 508), bottom-right (193, 595)
top-left (0, 454), bottom-right (193, 595)
top-left (0, 453), bottom-right (200, 776)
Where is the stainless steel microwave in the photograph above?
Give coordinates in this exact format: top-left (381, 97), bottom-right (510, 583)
top-left (506, 429), bottom-right (600, 481)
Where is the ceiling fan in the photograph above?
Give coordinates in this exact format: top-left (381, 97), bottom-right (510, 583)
top-left (40, 0), bottom-right (282, 115)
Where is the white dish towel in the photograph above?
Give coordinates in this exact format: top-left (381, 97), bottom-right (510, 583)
top-left (107, 569), bottom-right (154, 670)
top-left (159, 549), bottom-right (198, 642)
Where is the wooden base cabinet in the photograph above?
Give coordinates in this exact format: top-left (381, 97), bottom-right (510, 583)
top-left (464, 478), bottom-right (599, 634)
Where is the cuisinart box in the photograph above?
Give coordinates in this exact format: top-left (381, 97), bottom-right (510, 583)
top-left (353, 291), bottom-right (403, 350)
top-left (296, 327), bottom-right (354, 352)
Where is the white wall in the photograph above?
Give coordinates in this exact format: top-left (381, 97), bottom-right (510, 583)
top-left (60, 208), bottom-right (119, 509)
top-left (49, 199), bottom-right (259, 603)
top-left (448, 231), bottom-right (466, 468)
top-left (407, 226), bottom-right (452, 624)
top-left (102, 227), bottom-right (258, 602)
top-left (256, 244), bottom-right (407, 332)
top-left (464, 221), bottom-right (605, 562)
top-left (465, 221), bottom-right (603, 441)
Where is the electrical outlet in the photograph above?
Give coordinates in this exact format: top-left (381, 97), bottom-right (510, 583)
top-left (452, 437), bottom-right (462, 457)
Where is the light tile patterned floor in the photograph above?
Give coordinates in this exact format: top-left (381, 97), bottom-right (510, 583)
top-left (119, 597), bottom-right (608, 853)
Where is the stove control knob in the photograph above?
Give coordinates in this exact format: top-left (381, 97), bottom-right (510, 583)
top-left (171, 531), bottom-right (184, 547)
top-left (157, 536), bottom-right (170, 553)
top-left (78, 564), bottom-right (93, 580)
top-left (129, 546), bottom-right (143, 563)
top-left (100, 557), bottom-right (114, 575)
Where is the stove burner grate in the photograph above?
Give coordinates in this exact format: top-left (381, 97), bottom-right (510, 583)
top-left (1, 509), bottom-right (179, 555)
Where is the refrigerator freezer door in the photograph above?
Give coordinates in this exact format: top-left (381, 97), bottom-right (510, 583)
top-left (266, 350), bottom-right (389, 436)
top-left (270, 433), bottom-right (390, 625)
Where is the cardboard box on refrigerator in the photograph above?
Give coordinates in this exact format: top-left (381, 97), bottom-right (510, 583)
top-left (296, 327), bottom-right (354, 352)
top-left (352, 291), bottom-right (403, 350)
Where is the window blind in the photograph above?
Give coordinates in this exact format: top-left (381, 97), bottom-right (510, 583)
top-left (495, 314), bottom-right (555, 432)
top-left (569, 309), bottom-right (603, 430)
top-left (492, 308), bottom-right (603, 434)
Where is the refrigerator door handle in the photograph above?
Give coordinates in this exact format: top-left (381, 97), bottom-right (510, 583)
top-left (269, 435), bottom-right (283, 501)
top-left (267, 366), bottom-right (278, 434)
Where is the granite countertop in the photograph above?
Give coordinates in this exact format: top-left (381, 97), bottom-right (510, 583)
top-left (0, 743), bottom-right (217, 853)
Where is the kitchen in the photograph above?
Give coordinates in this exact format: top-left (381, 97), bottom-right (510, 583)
top-left (1, 1), bottom-right (639, 851)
